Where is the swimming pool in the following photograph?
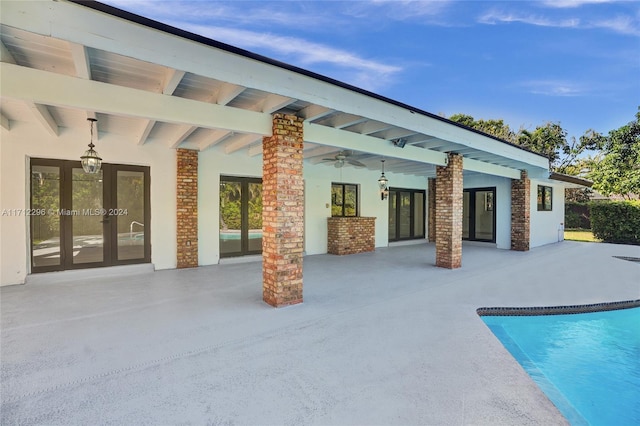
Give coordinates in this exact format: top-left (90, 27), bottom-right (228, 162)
top-left (480, 303), bottom-right (640, 426)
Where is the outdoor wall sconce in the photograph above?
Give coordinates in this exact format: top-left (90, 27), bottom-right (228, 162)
top-left (392, 138), bottom-right (407, 148)
top-left (378, 159), bottom-right (389, 200)
top-left (81, 117), bottom-right (102, 174)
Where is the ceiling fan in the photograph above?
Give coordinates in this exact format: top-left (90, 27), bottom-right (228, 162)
top-left (321, 150), bottom-right (366, 168)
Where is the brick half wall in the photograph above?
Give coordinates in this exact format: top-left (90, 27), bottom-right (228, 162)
top-left (327, 217), bottom-right (376, 255)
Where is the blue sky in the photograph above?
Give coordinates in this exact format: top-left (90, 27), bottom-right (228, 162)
top-left (104, 0), bottom-right (639, 141)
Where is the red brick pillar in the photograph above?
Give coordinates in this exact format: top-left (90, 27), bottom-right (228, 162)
top-left (262, 114), bottom-right (304, 307)
top-left (428, 178), bottom-right (436, 243)
top-left (176, 148), bottom-right (198, 268)
top-left (435, 153), bottom-right (463, 269)
top-left (511, 170), bottom-right (530, 251)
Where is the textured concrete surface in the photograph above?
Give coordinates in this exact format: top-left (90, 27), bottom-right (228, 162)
top-left (2, 241), bottom-right (639, 425)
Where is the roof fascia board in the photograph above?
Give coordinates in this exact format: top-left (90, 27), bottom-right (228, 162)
top-left (0, 63), bottom-right (272, 136)
top-left (1, 0), bottom-right (549, 170)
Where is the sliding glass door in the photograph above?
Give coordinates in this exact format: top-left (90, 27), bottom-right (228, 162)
top-left (388, 188), bottom-right (425, 242)
top-left (463, 187), bottom-right (496, 243)
top-left (30, 159), bottom-right (150, 273)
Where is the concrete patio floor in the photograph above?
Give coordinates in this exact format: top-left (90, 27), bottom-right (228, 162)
top-left (2, 241), bottom-right (639, 425)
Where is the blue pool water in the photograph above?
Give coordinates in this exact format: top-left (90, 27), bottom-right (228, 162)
top-left (482, 307), bottom-right (640, 426)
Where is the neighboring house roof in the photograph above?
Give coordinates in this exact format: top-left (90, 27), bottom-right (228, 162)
top-left (0, 0), bottom-right (551, 180)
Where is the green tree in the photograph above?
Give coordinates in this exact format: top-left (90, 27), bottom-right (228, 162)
top-left (587, 108), bottom-right (640, 199)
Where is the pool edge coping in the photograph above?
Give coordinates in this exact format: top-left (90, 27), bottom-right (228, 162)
top-left (477, 299), bottom-right (640, 316)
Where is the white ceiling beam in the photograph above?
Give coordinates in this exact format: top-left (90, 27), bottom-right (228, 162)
top-left (463, 158), bottom-right (521, 179)
top-left (349, 121), bottom-right (393, 135)
top-left (0, 0), bottom-right (548, 170)
top-left (0, 40), bottom-right (17, 64)
top-left (162, 69), bottom-right (185, 95)
top-left (168, 124), bottom-right (198, 149)
top-left (27, 102), bottom-right (58, 137)
top-left (328, 113), bottom-right (367, 129)
top-left (200, 129), bottom-right (234, 151)
top-left (259, 94), bottom-right (295, 113)
top-left (299, 105), bottom-right (333, 121)
top-left (68, 42), bottom-right (91, 79)
top-left (224, 133), bottom-right (261, 154)
top-left (1, 63), bottom-right (272, 137)
top-left (0, 114), bottom-right (10, 130)
top-left (248, 142), bottom-right (263, 157)
top-left (304, 146), bottom-right (342, 159)
top-left (216, 83), bottom-right (245, 105)
top-left (305, 123), bottom-right (447, 167)
top-left (137, 120), bottom-right (155, 145)
top-left (379, 128), bottom-right (416, 141)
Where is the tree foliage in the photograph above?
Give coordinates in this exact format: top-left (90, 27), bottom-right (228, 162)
top-left (585, 108), bottom-right (640, 199)
top-left (448, 113), bottom-right (592, 172)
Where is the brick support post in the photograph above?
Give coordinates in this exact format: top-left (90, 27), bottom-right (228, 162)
top-left (176, 148), bottom-right (198, 268)
top-left (435, 153), bottom-right (463, 269)
top-left (511, 170), bottom-right (530, 251)
top-left (327, 217), bottom-right (376, 255)
top-left (262, 114), bottom-right (304, 307)
top-left (428, 178), bottom-right (436, 243)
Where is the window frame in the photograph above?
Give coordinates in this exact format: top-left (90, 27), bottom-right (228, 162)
top-left (331, 182), bottom-right (359, 217)
top-left (537, 185), bottom-right (553, 211)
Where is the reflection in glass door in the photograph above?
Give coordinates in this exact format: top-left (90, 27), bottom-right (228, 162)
top-left (219, 176), bottom-right (262, 257)
top-left (463, 187), bottom-right (496, 242)
top-left (31, 164), bottom-right (61, 269)
top-left (116, 169), bottom-right (147, 261)
top-left (72, 167), bottom-right (104, 265)
top-left (30, 159), bottom-right (150, 273)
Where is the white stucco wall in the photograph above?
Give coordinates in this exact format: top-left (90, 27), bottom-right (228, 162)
top-left (463, 174), bottom-right (512, 249)
top-left (0, 122), bottom-right (176, 286)
top-left (530, 179), bottom-right (566, 248)
top-left (198, 147), bottom-right (428, 262)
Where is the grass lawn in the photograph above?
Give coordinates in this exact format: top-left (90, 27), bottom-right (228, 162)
top-left (564, 229), bottom-right (601, 242)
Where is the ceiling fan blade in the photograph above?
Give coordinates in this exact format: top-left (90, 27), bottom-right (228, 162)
top-left (347, 159), bottom-right (366, 168)
top-left (320, 158), bottom-right (335, 162)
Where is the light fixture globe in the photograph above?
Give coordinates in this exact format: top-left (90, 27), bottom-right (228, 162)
top-left (378, 159), bottom-right (389, 200)
top-left (81, 118), bottom-right (102, 174)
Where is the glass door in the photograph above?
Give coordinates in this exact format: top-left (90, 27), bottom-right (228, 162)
top-left (219, 176), bottom-right (262, 257)
top-left (462, 187), bottom-right (496, 243)
top-left (30, 159), bottom-right (150, 273)
top-left (388, 188), bottom-right (426, 242)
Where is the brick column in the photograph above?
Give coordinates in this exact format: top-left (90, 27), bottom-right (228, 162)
top-left (428, 178), bottom-right (436, 243)
top-left (435, 153), bottom-right (463, 269)
top-left (511, 170), bottom-right (530, 251)
top-left (176, 148), bottom-right (198, 268)
top-left (262, 114), bottom-right (304, 307)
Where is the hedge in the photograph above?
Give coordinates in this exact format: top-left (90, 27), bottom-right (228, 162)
top-left (589, 200), bottom-right (640, 245)
top-left (565, 202), bottom-right (591, 229)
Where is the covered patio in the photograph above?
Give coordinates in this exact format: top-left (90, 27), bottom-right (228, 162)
top-left (2, 241), bottom-right (639, 425)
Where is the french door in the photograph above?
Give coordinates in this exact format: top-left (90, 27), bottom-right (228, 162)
top-left (388, 188), bottom-right (425, 242)
top-left (463, 187), bottom-right (496, 243)
top-left (219, 176), bottom-right (262, 257)
top-left (30, 159), bottom-right (150, 273)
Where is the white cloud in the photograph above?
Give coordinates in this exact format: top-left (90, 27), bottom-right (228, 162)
top-left (478, 11), bottom-right (580, 28)
top-left (520, 80), bottom-right (586, 97)
top-left (540, 0), bottom-right (616, 8)
top-left (173, 24), bottom-right (402, 90)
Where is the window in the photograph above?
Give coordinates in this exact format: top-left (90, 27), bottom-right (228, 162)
top-left (463, 188), bottom-right (496, 242)
top-left (537, 185), bottom-right (553, 211)
top-left (331, 183), bottom-right (358, 217)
